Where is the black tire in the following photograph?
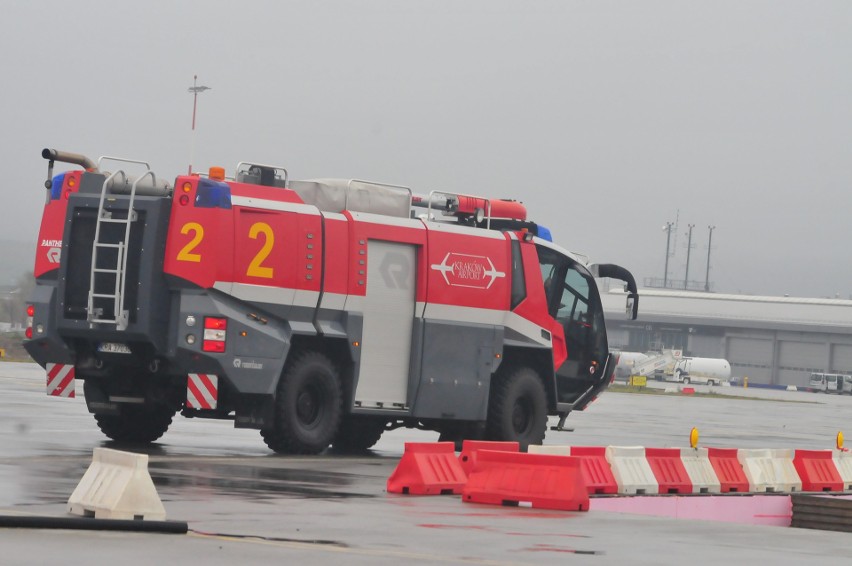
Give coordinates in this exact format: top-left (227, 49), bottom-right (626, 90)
top-left (84, 379), bottom-right (176, 444)
top-left (683, 377), bottom-right (691, 385)
top-left (92, 405), bottom-right (176, 444)
top-left (437, 422), bottom-right (486, 452)
top-left (261, 350), bottom-right (343, 455)
top-left (486, 365), bottom-right (547, 451)
top-left (332, 416), bottom-right (386, 453)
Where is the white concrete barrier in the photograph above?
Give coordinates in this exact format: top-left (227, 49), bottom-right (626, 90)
top-left (605, 446), bottom-right (659, 495)
top-left (834, 450), bottom-right (852, 491)
top-left (527, 445), bottom-right (571, 456)
top-left (680, 447), bottom-right (721, 494)
top-left (738, 448), bottom-right (801, 493)
top-left (68, 448), bottom-right (166, 520)
top-left (786, 385), bottom-right (798, 391)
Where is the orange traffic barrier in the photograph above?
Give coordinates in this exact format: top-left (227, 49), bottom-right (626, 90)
top-left (570, 446), bottom-right (619, 495)
top-left (387, 442), bottom-right (467, 495)
top-left (793, 450), bottom-right (843, 492)
top-left (458, 440), bottom-right (519, 477)
top-left (462, 450), bottom-right (589, 511)
top-left (645, 448), bottom-right (693, 494)
top-left (707, 447), bottom-right (749, 493)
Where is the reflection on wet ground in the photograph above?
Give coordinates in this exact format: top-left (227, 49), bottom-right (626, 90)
top-left (149, 459), bottom-right (374, 500)
top-left (3, 452), bottom-right (381, 506)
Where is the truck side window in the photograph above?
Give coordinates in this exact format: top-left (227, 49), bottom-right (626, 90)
top-left (536, 246), bottom-right (562, 316)
top-left (556, 263), bottom-right (606, 367)
top-left (510, 240), bottom-right (526, 309)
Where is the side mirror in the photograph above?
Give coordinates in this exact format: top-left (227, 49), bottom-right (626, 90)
top-left (626, 292), bottom-right (639, 320)
top-left (590, 263), bottom-right (639, 320)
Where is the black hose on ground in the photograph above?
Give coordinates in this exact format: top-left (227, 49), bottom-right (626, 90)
top-left (0, 515), bottom-right (188, 534)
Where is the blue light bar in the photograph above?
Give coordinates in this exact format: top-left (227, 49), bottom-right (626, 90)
top-left (49, 173), bottom-right (67, 200)
top-left (195, 178), bottom-right (232, 209)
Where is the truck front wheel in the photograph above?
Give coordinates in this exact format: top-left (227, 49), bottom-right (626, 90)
top-left (261, 350), bottom-right (343, 455)
top-left (486, 365), bottom-right (547, 451)
top-left (331, 416), bottom-right (386, 453)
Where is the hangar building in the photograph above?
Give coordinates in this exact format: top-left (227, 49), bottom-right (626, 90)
top-left (600, 288), bottom-right (852, 387)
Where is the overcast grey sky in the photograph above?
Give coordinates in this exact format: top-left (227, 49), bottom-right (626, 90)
top-left (2, 1), bottom-right (850, 298)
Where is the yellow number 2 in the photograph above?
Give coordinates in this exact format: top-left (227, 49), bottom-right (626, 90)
top-left (247, 222), bottom-right (274, 278)
top-left (177, 222), bottom-right (204, 263)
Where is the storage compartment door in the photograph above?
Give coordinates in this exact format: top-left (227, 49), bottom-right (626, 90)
top-left (355, 240), bottom-right (416, 408)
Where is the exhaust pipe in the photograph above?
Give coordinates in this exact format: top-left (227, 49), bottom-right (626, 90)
top-left (42, 148), bottom-right (98, 172)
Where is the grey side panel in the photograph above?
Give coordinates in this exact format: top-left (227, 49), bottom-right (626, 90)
top-left (412, 321), bottom-right (501, 421)
top-left (172, 290), bottom-right (292, 396)
top-left (354, 241), bottom-right (415, 408)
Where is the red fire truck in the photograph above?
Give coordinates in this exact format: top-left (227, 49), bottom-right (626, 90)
top-left (25, 149), bottom-right (638, 453)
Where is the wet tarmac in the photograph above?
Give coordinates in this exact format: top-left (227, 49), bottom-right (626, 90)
top-left (1, 361), bottom-right (851, 565)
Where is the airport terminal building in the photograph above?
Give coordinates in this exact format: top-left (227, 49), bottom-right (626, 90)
top-left (601, 287), bottom-right (852, 387)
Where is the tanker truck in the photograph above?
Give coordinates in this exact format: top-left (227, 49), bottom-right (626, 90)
top-left (671, 357), bottom-right (731, 386)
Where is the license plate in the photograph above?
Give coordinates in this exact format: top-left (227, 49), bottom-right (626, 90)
top-left (98, 342), bottom-right (132, 354)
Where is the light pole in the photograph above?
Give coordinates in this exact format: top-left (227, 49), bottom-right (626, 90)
top-left (662, 222), bottom-right (674, 288)
top-left (705, 225), bottom-right (716, 292)
top-left (188, 75), bottom-right (211, 174)
top-left (684, 224), bottom-right (695, 290)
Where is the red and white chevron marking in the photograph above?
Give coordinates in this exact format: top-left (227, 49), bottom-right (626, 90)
top-left (46, 363), bottom-right (75, 398)
top-left (186, 373), bottom-right (218, 410)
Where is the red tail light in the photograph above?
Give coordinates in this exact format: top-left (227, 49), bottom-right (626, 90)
top-left (202, 317), bottom-right (227, 352)
top-left (202, 340), bottom-right (226, 353)
top-left (204, 317), bottom-right (227, 330)
top-left (25, 304), bottom-right (34, 340)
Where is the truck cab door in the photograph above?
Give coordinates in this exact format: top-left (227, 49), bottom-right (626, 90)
top-left (535, 246), bottom-right (609, 407)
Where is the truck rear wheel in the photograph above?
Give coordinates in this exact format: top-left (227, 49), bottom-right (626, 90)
top-left (91, 405), bottom-right (176, 444)
top-left (261, 350), bottom-right (343, 455)
top-left (486, 365), bottom-right (547, 451)
top-left (84, 379), bottom-right (177, 444)
top-left (332, 416), bottom-right (386, 452)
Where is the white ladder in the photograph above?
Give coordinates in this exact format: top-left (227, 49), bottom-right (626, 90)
top-left (86, 169), bottom-right (157, 330)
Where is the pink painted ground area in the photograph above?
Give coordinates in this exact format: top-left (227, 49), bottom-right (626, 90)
top-left (590, 495), bottom-right (793, 526)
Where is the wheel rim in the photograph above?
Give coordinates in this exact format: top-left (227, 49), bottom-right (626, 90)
top-left (511, 396), bottom-right (533, 435)
top-left (296, 383), bottom-right (322, 427)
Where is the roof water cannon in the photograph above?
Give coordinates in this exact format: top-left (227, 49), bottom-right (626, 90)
top-left (412, 192), bottom-right (527, 228)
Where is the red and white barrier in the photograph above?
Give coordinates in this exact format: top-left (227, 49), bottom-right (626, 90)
top-left (707, 447), bottom-right (750, 493)
top-left (605, 446), bottom-right (659, 495)
top-left (793, 449), bottom-right (843, 492)
top-left (528, 445), bottom-right (618, 494)
top-left (680, 448), bottom-right (721, 494)
top-left (386, 442), bottom-right (852, 508)
top-left (834, 450), bottom-right (852, 491)
top-left (738, 448), bottom-right (801, 493)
